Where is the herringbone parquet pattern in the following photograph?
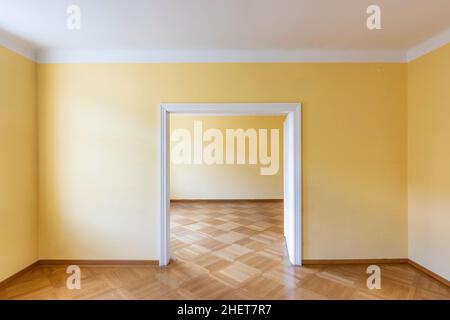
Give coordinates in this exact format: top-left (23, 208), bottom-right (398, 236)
top-left (0, 200), bottom-right (448, 300)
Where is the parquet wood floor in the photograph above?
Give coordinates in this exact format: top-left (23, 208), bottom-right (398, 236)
top-left (0, 200), bottom-right (448, 300)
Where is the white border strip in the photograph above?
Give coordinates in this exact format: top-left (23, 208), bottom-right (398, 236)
top-left (159, 105), bottom-right (170, 267)
top-left (2, 26), bottom-right (449, 64)
top-left (0, 29), bottom-right (35, 60)
top-left (406, 27), bottom-right (450, 62)
top-left (36, 49), bottom-right (406, 64)
top-left (159, 103), bottom-right (302, 267)
top-left (161, 103), bottom-right (299, 114)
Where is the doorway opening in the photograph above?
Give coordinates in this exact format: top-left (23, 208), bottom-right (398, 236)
top-left (159, 103), bottom-right (301, 267)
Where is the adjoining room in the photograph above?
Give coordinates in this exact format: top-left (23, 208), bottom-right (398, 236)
top-left (169, 115), bottom-right (288, 293)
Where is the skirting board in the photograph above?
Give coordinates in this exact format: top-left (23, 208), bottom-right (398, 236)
top-left (38, 260), bottom-right (159, 266)
top-left (0, 261), bottom-right (39, 289)
top-left (408, 259), bottom-right (450, 287)
top-left (302, 258), bottom-right (408, 265)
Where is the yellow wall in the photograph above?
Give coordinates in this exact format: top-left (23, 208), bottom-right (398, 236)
top-left (170, 116), bottom-right (284, 200)
top-left (0, 47), bottom-right (37, 281)
top-left (408, 43), bottom-right (450, 280)
top-left (37, 63), bottom-right (408, 260)
top-left (3, 40), bottom-right (449, 279)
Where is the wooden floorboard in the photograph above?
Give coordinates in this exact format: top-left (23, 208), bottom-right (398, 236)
top-left (0, 200), bottom-right (448, 300)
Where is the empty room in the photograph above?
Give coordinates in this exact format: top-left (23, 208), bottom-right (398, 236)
top-left (0, 0), bottom-right (449, 308)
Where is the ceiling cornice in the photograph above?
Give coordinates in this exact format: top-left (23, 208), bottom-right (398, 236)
top-left (35, 48), bottom-right (406, 64)
top-left (0, 29), bottom-right (35, 61)
top-left (0, 28), bottom-right (449, 64)
top-left (406, 27), bottom-right (450, 62)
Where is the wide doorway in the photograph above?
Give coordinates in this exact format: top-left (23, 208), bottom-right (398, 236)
top-left (159, 103), bottom-right (302, 267)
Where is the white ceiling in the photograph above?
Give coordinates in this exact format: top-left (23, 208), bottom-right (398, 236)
top-left (0, 0), bottom-right (449, 62)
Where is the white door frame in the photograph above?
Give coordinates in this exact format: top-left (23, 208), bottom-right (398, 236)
top-left (159, 103), bottom-right (302, 266)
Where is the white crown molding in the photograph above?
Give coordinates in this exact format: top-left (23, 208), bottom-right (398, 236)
top-left (2, 27), bottom-right (449, 64)
top-left (0, 29), bottom-right (35, 61)
top-left (406, 27), bottom-right (450, 62)
top-left (36, 48), bottom-right (406, 64)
